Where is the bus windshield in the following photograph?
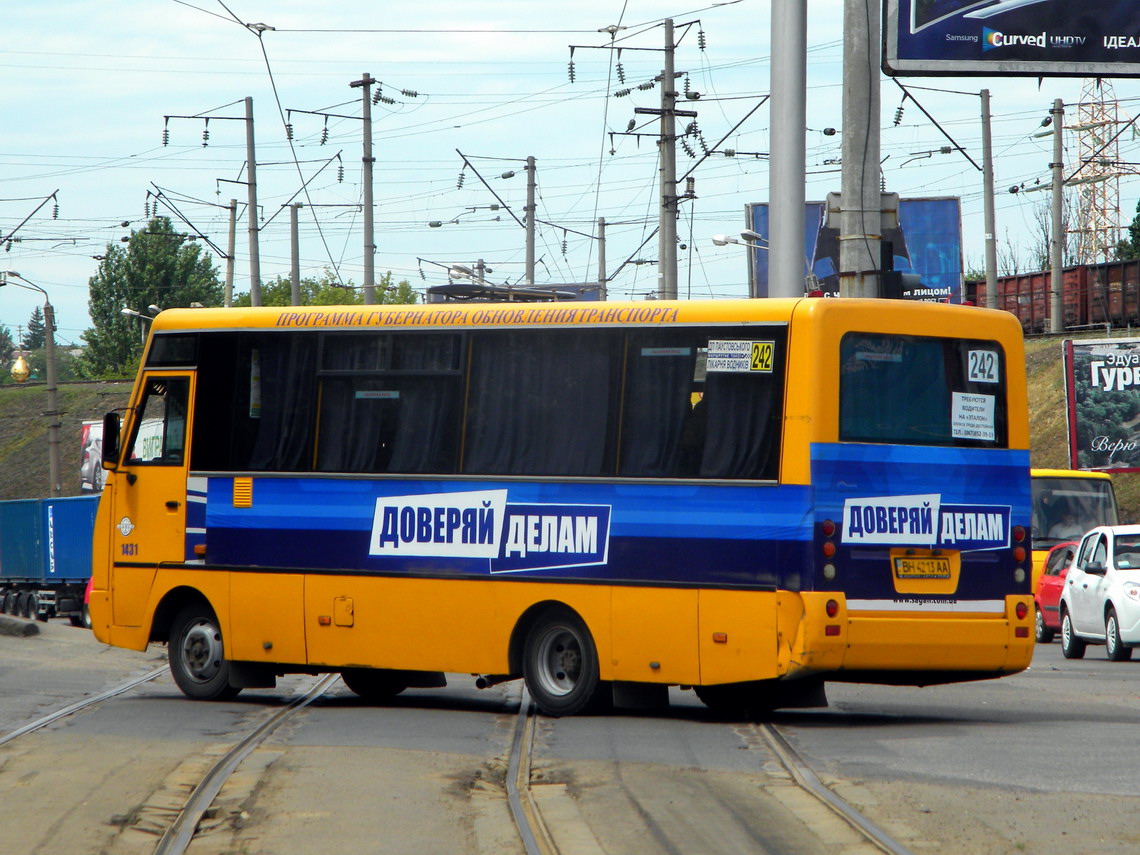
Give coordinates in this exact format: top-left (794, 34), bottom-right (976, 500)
top-left (1032, 474), bottom-right (1118, 548)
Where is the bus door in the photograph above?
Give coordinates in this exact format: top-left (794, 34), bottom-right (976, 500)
top-left (107, 372), bottom-right (193, 627)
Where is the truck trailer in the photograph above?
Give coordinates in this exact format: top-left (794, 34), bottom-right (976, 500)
top-left (0, 495), bottom-right (99, 627)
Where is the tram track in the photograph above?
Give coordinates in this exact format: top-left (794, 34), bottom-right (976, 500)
top-left (0, 665), bottom-right (169, 747)
top-left (504, 689), bottom-right (916, 855)
top-left (2, 667), bottom-right (913, 855)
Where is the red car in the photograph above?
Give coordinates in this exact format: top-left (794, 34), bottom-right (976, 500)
top-left (1035, 541), bottom-right (1077, 643)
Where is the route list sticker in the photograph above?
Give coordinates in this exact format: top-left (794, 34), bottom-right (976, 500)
top-left (707, 340), bottom-right (774, 373)
top-left (951, 392), bottom-right (995, 441)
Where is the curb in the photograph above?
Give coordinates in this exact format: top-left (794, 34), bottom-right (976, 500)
top-left (0, 615), bottom-right (40, 637)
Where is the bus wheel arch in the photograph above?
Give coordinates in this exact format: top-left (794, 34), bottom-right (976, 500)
top-left (516, 602), bottom-right (604, 717)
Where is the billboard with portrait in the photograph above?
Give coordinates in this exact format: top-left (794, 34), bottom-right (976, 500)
top-left (747, 197), bottom-right (963, 301)
top-left (1064, 338), bottom-right (1140, 472)
top-left (884, 0), bottom-right (1140, 77)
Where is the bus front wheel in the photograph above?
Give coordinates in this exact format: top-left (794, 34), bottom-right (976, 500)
top-left (523, 608), bottom-right (602, 717)
top-left (169, 604), bottom-right (241, 701)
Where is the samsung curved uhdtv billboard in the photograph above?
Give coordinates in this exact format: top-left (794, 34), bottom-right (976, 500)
top-left (884, 0), bottom-right (1140, 77)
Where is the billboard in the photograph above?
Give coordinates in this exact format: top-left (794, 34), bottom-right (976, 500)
top-left (1064, 338), bottom-right (1140, 472)
top-left (747, 197), bottom-right (963, 301)
top-left (884, 0), bottom-right (1140, 77)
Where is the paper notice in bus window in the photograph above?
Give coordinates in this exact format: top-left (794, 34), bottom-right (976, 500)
top-left (707, 340), bottom-right (774, 373)
top-left (640, 347), bottom-right (692, 357)
top-left (951, 392), bottom-right (995, 441)
top-left (355, 390), bottom-right (400, 400)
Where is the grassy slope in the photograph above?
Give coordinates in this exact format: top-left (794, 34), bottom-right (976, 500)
top-left (2, 347), bottom-right (1137, 519)
top-left (0, 381), bottom-right (132, 500)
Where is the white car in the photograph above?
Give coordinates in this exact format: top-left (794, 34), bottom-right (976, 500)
top-left (1059, 525), bottom-right (1140, 661)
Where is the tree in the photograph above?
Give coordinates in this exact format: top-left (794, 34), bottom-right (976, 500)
top-left (79, 217), bottom-right (223, 378)
top-left (22, 306), bottom-right (47, 351)
top-left (232, 270), bottom-right (419, 307)
top-left (0, 323), bottom-right (14, 361)
top-left (1115, 198), bottom-right (1140, 260)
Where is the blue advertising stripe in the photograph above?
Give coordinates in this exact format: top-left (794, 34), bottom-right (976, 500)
top-left (204, 477), bottom-right (815, 543)
top-left (204, 525), bottom-right (804, 587)
top-left (811, 443), bottom-right (1031, 512)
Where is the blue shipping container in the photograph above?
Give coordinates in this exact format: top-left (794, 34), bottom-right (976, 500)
top-left (0, 495), bottom-right (99, 584)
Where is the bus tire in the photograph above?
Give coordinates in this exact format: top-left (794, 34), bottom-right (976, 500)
top-left (1105, 608), bottom-right (1132, 662)
top-left (1060, 608), bottom-right (1085, 660)
top-left (169, 604), bottom-right (241, 701)
top-left (523, 607), bottom-right (602, 717)
top-left (341, 668), bottom-right (409, 701)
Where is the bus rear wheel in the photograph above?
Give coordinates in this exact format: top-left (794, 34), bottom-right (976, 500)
top-left (169, 604), bottom-right (241, 701)
top-left (523, 607), bottom-right (602, 717)
top-left (340, 668), bottom-right (409, 701)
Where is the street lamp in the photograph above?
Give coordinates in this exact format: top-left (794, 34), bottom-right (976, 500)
top-left (710, 231), bottom-right (819, 295)
top-left (0, 272), bottom-right (62, 496)
top-left (121, 305), bottom-right (159, 343)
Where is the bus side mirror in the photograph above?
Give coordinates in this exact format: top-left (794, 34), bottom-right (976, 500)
top-left (101, 412), bottom-right (121, 469)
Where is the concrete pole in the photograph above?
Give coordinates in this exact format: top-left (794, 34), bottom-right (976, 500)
top-left (1050, 98), bottom-right (1065, 333)
top-left (982, 89), bottom-right (998, 309)
top-left (290, 203), bottom-right (302, 306)
top-left (42, 301), bottom-right (61, 497)
top-left (244, 97), bottom-right (262, 306)
top-left (658, 19), bottom-right (678, 300)
top-left (839, 0), bottom-right (880, 298)
top-left (350, 73), bottom-right (378, 304)
top-left (598, 217), bottom-right (607, 299)
top-left (224, 199), bottom-right (237, 308)
top-left (768, 0), bottom-right (807, 299)
top-left (526, 156), bottom-right (536, 286)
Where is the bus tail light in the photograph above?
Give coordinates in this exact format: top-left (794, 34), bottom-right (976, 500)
top-left (822, 541), bottom-right (836, 558)
top-left (1012, 525), bottom-right (1026, 542)
top-left (1015, 601), bottom-right (1028, 620)
top-left (825, 599), bottom-right (839, 618)
top-left (821, 519), bottom-right (836, 537)
top-left (1013, 545), bottom-right (1026, 563)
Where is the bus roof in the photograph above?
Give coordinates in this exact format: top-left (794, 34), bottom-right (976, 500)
top-left (146, 298), bottom-right (1020, 336)
top-left (1031, 468), bottom-right (1114, 481)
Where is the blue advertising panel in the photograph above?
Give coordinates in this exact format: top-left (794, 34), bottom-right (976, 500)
top-left (747, 198), bottom-right (963, 301)
top-left (884, 0), bottom-right (1140, 77)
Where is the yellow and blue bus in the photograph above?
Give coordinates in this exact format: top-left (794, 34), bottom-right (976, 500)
top-left (90, 297), bottom-right (1034, 716)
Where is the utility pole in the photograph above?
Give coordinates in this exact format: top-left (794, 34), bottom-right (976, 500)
top-left (224, 199), bottom-right (237, 308)
top-left (1050, 98), bottom-right (1065, 333)
top-left (525, 156), bottom-right (536, 286)
top-left (290, 202), bottom-right (303, 306)
top-left (598, 217), bottom-right (607, 299)
top-left (982, 89), bottom-right (998, 309)
top-left (42, 301), bottom-right (60, 497)
top-left (768, 0), bottom-right (807, 299)
top-left (839, 0), bottom-right (880, 298)
top-left (350, 73), bottom-right (378, 304)
top-left (244, 97), bottom-right (262, 306)
top-left (658, 18), bottom-right (678, 300)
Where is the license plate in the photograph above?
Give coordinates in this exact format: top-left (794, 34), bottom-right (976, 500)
top-left (893, 556), bottom-right (951, 579)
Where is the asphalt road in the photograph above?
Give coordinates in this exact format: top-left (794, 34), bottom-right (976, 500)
top-left (2, 619), bottom-right (1138, 854)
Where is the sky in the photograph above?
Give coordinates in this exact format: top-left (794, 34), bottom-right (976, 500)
top-left (1, 0), bottom-right (1136, 345)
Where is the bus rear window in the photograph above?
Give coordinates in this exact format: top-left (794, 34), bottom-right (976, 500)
top-left (839, 333), bottom-right (1008, 448)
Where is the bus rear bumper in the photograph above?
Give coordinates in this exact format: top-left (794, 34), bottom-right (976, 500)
top-left (788, 594), bottom-right (1034, 684)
